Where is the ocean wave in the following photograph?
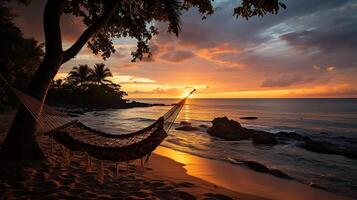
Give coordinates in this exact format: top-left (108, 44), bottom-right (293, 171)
top-left (124, 117), bottom-right (156, 122)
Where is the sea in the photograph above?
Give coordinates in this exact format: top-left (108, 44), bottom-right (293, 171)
top-left (79, 98), bottom-right (357, 198)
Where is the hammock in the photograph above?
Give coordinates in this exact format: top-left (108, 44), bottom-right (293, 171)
top-left (0, 75), bottom-right (195, 162)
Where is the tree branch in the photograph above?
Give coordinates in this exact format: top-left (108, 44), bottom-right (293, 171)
top-left (62, 1), bottom-right (120, 64)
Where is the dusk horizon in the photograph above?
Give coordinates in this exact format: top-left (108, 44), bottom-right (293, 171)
top-left (8, 0), bottom-right (357, 99)
top-left (1, 1), bottom-right (357, 200)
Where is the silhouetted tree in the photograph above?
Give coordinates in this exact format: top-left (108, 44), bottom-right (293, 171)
top-left (0, 4), bottom-right (43, 101)
top-left (0, 0), bottom-right (286, 160)
top-left (0, 4), bottom-right (43, 113)
top-left (50, 79), bottom-right (63, 89)
top-left (90, 63), bottom-right (113, 85)
top-left (67, 65), bottom-right (92, 86)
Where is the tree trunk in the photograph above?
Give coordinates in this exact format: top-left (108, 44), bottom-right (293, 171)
top-left (0, 54), bottom-right (63, 160)
top-left (0, 0), bottom-right (118, 161)
top-left (0, 0), bottom-right (64, 161)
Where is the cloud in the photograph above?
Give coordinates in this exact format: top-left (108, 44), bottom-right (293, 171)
top-left (160, 50), bottom-right (195, 62)
top-left (6, 0), bottom-right (357, 98)
top-left (261, 74), bottom-right (318, 88)
top-left (313, 65), bottom-right (321, 70)
top-left (326, 66), bottom-right (336, 71)
top-left (111, 75), bottom-right (156, 84)
top-left (10, 0), bottom-right (84, 43)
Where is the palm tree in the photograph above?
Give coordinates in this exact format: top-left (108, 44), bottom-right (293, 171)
top-left (90, 63), bottom-right (113, 85)
top-left (67, 65), bottom-right (92, 86)
top-left (50, 79), bottom-right (63, 89)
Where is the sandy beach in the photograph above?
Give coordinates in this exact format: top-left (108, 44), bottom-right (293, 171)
top-left (0, 129), bottom-right (262, 200)
top-left (0, 109), bottom-right (353, 200)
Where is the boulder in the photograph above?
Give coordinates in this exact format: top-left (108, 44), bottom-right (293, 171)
top-left (199, 124), bottom-right (209, 128)
top-left (175, 125), bottom-right (199, 131)
top-left (303, 139), bottom-right (341, 155)
top-left (180, 121), bottom-right (191, 126)
top-left (240, 117), bottom-right (258, 120)
top-left (244, 161), bottom-right (269, 173)
top-left (270, 169), bottom-right (292, 179)
top-left (244, 161), bottom-right (293, 180)
top-left (252, 132), bottom-right (277, 145)
top-left (275, 131), bottom-right (309, 141)
top-left (207, 117), bottom-right (252, 140)
top-left (303, 139), bottom-right (357, 160)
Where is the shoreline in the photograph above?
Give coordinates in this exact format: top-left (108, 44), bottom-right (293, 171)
top-left (153, 146), bottom-right (352, 200)
top-left (0, 131), bottom-right (265, 200)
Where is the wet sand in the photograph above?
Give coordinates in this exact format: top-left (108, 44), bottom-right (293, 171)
top-left (154, 146), bottom-right (353, 200)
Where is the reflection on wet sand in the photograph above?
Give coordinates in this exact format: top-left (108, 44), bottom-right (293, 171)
top-left (154, 146), bottom-right (352, 200)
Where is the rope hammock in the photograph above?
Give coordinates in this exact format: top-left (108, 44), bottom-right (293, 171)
top-left (0, 76), bottom-right (195, 163)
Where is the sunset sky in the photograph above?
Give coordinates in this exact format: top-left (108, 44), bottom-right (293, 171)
top-left (10, 0), bottom-right (357, 98)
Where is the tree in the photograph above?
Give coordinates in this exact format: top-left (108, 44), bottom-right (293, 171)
top-left (67, 64), bottom-right (92, 86)
top-left (0, 0), bottom-right (285, 160)
top-left (0, 4), bottom-right (43, 102)
top-left (90, 63), bottom-right (113, 85)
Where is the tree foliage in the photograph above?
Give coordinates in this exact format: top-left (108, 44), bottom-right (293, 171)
top-left (90, 63), bottom-right (113, 84)
top-left (0, 4), bottom-right (43, 106)
top-left (4, 0), bottom-right (285, 63)
top-left (67, 64), bottom-right (92, 86)
top-left (0, 0), bottom-right (286, 161)
top-left (48, 64), bottom-right (128, 109)
top-left (0, 4), bottom-right (43, 87)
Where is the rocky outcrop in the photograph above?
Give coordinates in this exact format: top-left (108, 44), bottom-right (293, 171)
top-left (252, 132), bottom-right (277, 145)
top-left (199, 124), bottom-right (208, 128)
top-left (207, 117), bottom-right (252, 140)
top-left (275, 131), bottom-right (309, 141)
top-left (303, 139), bottom-right (357, 159)
top-left (243, 161), bottom-right (292, 180)
top-left (175, 125), bottom-right (199, 131)
top-left (240, 117), bottom-right (258, 120)
top-left (244, 161), bottom-right (269, 172)
top-left (180, 121), bottom-right (191, 126)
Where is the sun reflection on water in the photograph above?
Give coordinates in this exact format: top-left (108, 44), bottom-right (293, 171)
top-left (182, 104), bottom-right (191, 121)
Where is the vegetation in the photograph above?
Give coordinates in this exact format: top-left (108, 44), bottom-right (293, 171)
top-left (0, 4), bottom-right (43, 108)
top-left (46, 63), bottom-right (140, 109)
top-left (1, 0), bottom-right (286, 160)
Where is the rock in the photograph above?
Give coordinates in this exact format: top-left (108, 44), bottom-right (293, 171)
top-left (199, 124), bottom-right (209, 128)
top-left (304, 139), bottom-right (357, 160)
top-left (244, 161), bottom-right (270, 173)
top-left (252, 132), bottom-right (277, 145)
top-left (175, 125), bottom-right (199, 131)
top-left (275, 131), bottom-right (309, 141)
top-left (270, 169), bottom-right (293, 179)
top-left (345, 150), bottom-right (357, 159)
top-left (180, 121), bottom-right (191, 126)
top-left (207, 117), bottom-right (252, 140)
top-left (240, 117), bottom-right (258, 120)
top-left (303, 139), bottom-right (341, 155)
top-left (244, 161), bottom-right (292, 180)
top-left (309, 183), bottom-right (327, 190)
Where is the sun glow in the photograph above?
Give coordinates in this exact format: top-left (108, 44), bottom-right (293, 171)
top-left (182, 90), bottom-right (192, 98)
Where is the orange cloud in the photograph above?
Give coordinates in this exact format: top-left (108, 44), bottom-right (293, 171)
top-left (196, 44), bottom-right (244, 68)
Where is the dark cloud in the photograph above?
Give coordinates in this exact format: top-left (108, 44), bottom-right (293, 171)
top-left (160, 50), bottom-right (195, 62)
top-left (261, 74), bottom-right (318, 87)
top-left (280, 19), bottom-right (357, 52)
top-left (9, 0), bottom-right (84, 43)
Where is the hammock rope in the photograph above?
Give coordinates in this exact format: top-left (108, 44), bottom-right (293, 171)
top-left (0, 75), bottom-right (195, 162)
